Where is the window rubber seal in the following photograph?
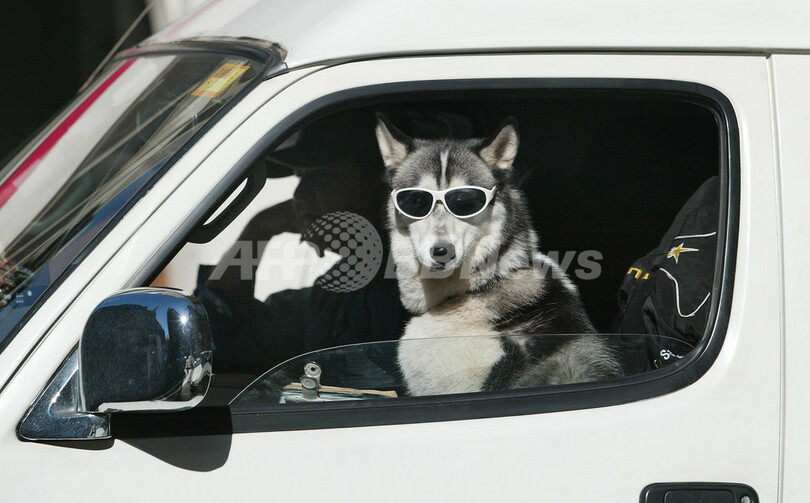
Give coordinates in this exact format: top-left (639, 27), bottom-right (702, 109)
top-left (114, 37), bottom-right (287, 68)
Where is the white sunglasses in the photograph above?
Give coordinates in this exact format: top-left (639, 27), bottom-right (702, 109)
top-left (391, 185), bottom-right (497, 220)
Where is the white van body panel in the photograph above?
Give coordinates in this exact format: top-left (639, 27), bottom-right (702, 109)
top-left (0, 53), bottom-right (780, 502)
top-left (770, 54), bottom-right (810, 502)
top-left (146, 0), bottom-right (810, 68)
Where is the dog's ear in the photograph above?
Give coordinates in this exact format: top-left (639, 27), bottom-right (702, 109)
top-left (478, 118), bottom-right (519, 171)
top-left (375, 113), bottom-right (413, 173)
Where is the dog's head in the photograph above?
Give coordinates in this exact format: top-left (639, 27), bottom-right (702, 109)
top-left (376, 115), bottom-right (521, 274)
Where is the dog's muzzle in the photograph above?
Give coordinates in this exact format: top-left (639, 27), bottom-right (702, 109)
top-left (430, 242), bottom-right (456, 264)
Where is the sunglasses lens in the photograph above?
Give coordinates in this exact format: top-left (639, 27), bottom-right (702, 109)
top-left (445, 188), bottom-right (488, 216)
top-left (396, 190), bottom-right (434, 218)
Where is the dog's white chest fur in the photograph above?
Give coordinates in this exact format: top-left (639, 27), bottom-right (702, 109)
top-left (397, 297), bottom-right (504, 396)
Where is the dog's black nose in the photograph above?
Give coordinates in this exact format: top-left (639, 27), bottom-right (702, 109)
top-left (430, 243), bottom-right (455, 262)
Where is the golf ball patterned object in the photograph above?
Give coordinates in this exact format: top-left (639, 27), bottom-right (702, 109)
top-left (303, 212), bottom-right (383, 292)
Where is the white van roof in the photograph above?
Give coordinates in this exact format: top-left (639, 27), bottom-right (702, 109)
top-left (146, 0), bottom-right (810, 69)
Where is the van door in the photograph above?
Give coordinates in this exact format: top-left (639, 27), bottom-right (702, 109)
top-left (2, 54), bottom-right (777, 502)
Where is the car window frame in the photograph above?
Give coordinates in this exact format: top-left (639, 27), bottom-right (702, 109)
top-left (126, 75), bottom-right (739, 435)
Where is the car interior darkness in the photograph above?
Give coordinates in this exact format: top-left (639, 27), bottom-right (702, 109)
top-left (273, 89), bottom-right (720, 331)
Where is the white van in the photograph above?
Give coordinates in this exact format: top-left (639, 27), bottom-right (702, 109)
top-left (1, 1), bottom-right (807, 501)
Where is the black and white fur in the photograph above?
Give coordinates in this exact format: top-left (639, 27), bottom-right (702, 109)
top-left (376, 115), bottom-right (622, 396)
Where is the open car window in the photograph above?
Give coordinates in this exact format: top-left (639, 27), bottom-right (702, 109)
top-left (153, 83), bottom-right (728, 422)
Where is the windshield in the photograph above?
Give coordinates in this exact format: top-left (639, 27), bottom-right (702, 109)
top-left (0, 52), bottom-right (262, 351)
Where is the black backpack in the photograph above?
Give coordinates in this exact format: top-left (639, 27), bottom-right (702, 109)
top-left (615, 176), bottom-right (719, 373)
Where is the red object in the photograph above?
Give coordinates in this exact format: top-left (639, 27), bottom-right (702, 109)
top-left (0, 58), bottom-right (137, 208)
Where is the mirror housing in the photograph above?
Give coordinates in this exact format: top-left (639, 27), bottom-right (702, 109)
top-left (19, 288), bottom-right (213, 441)
top-left (79, 288), bottom-right (212, 413)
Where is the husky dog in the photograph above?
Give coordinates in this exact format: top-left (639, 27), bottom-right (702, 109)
top-left (376, 115), bottom-right (622, 396)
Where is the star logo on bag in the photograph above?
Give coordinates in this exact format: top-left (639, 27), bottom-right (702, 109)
top-left (667, 242), bottom-right (699, 263)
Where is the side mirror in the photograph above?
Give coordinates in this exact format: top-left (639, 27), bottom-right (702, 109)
top-left (80, 288), bottom-right (213, 413)
top-left (18, 288), bottom-right (212, 441)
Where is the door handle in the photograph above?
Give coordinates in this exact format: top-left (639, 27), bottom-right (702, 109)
top-left (641, 483), bottom-right (757, 503)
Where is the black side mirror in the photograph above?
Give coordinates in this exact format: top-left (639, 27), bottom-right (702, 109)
top-left (79, 288), bottom-right (213, 413)
top-left (19, 288), bottom-right (213, 441)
